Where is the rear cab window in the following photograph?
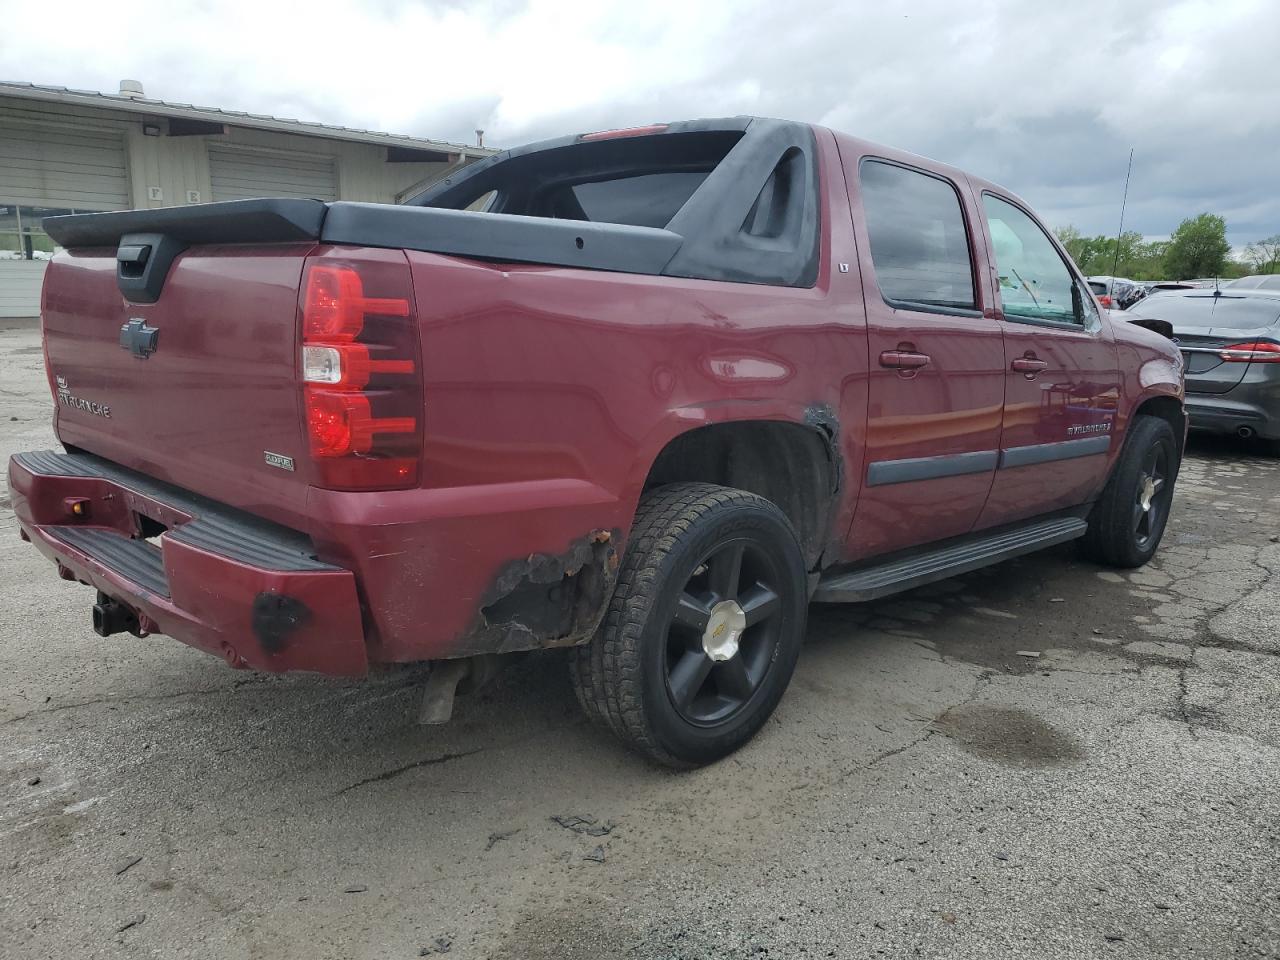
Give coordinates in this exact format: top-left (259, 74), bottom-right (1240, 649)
top-left (420, 131), bottom-right (742, 229)
top-left (567, 173), bottom-right (709, 228)
top-left (858, 160), bottom-right (977, 315)
top-left (410, 120), bottom-right (822, 287)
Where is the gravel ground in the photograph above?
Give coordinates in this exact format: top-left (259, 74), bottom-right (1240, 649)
top-left (2, 319), bottom-right (1278, 959)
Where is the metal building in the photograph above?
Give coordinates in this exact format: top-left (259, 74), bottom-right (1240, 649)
top-left (0, 80), bottom-right (493, 318)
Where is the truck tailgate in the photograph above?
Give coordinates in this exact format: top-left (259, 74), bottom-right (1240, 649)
top-left (43, 244), bottom-right (315, 529)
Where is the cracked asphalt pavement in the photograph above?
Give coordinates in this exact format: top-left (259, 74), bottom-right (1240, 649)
top-left (2, 319), bottom-right (1279, 959)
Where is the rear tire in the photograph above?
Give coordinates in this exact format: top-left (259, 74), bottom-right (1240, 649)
top-left (1079, 416), bottom-right (1179, 568)
top-left (570, 483), bottom-right (808, 768)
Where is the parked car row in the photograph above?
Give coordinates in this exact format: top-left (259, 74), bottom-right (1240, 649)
top-left (1227, 274), bottom-right (1280, 291)
top-left (1087, 275), bottom-right (1147, 310)
top-left (1087, 276), bottom-right (1276, 315)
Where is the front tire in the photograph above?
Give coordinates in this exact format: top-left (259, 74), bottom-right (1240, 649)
top-left (1079, 416), bottom-right (1180, 568)
top-left (570, 483), bottom-right (808, 768)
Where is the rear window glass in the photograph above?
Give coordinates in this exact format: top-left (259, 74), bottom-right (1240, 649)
top-left (420, 130), bottom-right (743, 230)
top-left (570, 172), bottom-right (708, 228)
top-left (1128, 295), bottom-right (1280, 328)
top-left (1088, 281), bottom-right (1108, 295)
top-left (860, 160), bottom-right (975, 310)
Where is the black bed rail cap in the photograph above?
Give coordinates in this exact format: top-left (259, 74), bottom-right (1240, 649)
top-left (321, 202), bottom-right (683, 276)
top-left (42, 198), bottom-right (328, 249)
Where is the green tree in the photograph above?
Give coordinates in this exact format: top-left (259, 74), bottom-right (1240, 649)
top-left (1162, 214), bottom-right (1231, 279)
top-left (1055, 225), bottom-right (1104, 273)
top-left (1054, 226), bottom-right (1167, 280)
top-left (1243, 235), bottom-right (1280, 274)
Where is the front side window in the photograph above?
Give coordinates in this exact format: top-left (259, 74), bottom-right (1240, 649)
top-left (859, 160), bottom-right (976, 312)
top-left (983, 195), bottom-right (1080, 324)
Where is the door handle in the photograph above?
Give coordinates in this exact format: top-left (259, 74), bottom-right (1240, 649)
top-left (1011, 357), bottom-right (1048, 373)
top-left (880, 350), bottom-right (931, 370)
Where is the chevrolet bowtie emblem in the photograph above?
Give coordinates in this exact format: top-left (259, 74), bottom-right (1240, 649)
top-left (119, 318), bottom-right (160, 359)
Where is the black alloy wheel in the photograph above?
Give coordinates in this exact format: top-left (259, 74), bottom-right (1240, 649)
top-left (1132, 442), bottom-right (1173, 550)
top-left (1079, 415), bottom-right (1180, 568)
top-left (663, 537), bottom-right (784, 726)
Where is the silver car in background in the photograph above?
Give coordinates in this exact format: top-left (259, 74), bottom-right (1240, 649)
top-left (1227, 274), bottom-right (1280, 291)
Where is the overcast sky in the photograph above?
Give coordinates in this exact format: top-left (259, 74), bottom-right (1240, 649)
top-left (4, 0), bottom-right (1278, 248)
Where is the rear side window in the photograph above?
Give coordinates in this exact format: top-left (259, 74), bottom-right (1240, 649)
top-left (983, 195), bottom-right (1079, 324)
top-left (859, 160), bottom-right (976, 312)
top-left (1088, 281), bottom-right (1108, 296)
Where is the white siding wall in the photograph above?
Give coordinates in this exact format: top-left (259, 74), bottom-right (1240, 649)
top-left (208, 145), bottom-right (338, 201)
top-left (122, 118), bottom-right (455, 210)
top-left (0, 94), bottom-right (464, 317)
top-left (0, 123), bottom-right (129, 208)
top-left (0, 260), bottom-right (47, 318)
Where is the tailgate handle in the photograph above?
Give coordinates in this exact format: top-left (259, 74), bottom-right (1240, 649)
top-left (115, 232), bottom-right (187, 305)
top-left (116, 243), bottom-right (151, 277)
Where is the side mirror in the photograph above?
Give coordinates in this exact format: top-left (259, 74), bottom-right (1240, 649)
top-left (1126, 316), bottom-right (1175, 341)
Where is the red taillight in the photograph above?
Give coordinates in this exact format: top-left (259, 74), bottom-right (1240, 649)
top-left (300, 257), bottom-right (421, 490)
top-left (1219, 341), bottom-right (1280, 363)
top-left (1098, 294), bottom-right (1113, 308)
top-left (303, 264), bottom-right (410, 341)
top-left (578, 123), bottom-right (668, 142)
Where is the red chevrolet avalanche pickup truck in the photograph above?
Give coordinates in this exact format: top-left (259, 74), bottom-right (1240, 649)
top-left (9, 117), bottom-right (1185, 766)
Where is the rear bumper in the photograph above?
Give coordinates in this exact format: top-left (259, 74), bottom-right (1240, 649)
top-left (1186, 377), bottom-right (1280, 440)
top-left (8, 451), bottom-right (368, 677)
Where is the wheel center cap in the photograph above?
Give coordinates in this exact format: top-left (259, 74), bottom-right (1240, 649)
top-left (1139, 476), bottom-right (1156, 512)
top-left (703, 600), bottom-right (747, 662)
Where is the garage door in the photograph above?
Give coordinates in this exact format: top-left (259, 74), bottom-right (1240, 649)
top-left (208, 147), bottom-right (338, 202)
top-left (0, 124), bottom-right (129, 318)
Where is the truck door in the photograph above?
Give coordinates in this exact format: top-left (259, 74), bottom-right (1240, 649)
top-left (971, 192), bottom-right (1121, 529)
top-left (840, 153), bottom-right (1006, 558)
